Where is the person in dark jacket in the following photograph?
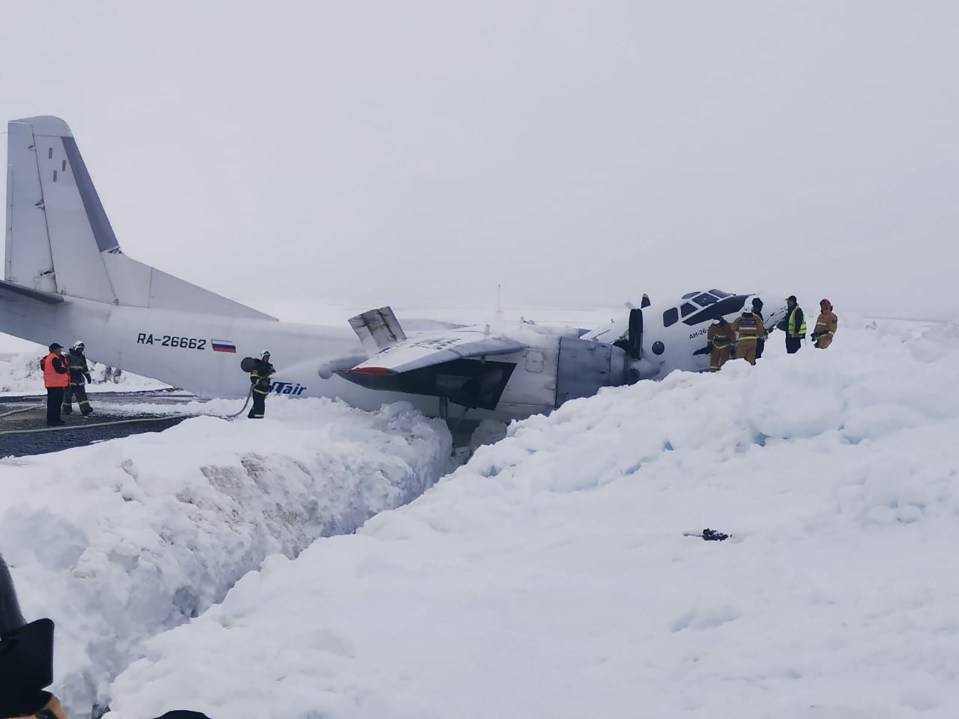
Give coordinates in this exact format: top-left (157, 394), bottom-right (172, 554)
top-left (62, 340), bottom-right (94, 417)
top-left (751, 297), bottom-right (767, 359)
top-left (248, 351), bottom-right (275, 419)
top-left (2, 553), bottom-right (211, 719)
top-left (40, 343), bottom-right (69, 427)
top-left (777, 295), bottom-right (807, 354)
top-left (1, 553), bottom-right (66, 719)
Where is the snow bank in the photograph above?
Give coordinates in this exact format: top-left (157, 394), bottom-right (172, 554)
top-left (0, 399), bottom-right (451, 716)
top-left (104, 321), bottom-right (959, 718)
top-left (0, 350), bottom-right (168, 394)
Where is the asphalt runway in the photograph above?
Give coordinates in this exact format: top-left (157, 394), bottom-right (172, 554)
top-left (1, 390), bottom-right (484, 458)
top-left (0, 391), bottom-right (197, 458)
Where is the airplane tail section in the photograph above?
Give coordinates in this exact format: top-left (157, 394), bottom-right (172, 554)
top-left (5, 116), bottom-right (274, 319)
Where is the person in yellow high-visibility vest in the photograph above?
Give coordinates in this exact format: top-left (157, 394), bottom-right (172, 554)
top-left (778, 295), bottom-right (807, 354)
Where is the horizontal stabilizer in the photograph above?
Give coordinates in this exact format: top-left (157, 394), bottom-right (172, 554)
top-left (0, 278), bottom-right (63, 305)
top-left (349, 307), bottom-right (407, 353)
top-left (350, 329), bottom-right (524, 375)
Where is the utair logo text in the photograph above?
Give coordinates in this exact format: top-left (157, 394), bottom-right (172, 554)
top-left (270, 380), bottom-right (307, 396)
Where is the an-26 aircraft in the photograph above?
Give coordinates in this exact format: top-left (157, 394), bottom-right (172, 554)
top-left (2, 116), bottom-right (785, 423)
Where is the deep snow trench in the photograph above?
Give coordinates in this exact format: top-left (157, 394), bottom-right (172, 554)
top-left (0, 397), bottom-right (452, 716)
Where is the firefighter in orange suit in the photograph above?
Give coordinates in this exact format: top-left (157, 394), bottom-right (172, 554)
top-left (706, 318), bottom-right (734, 371)
top-left (812, 298), bottom-right (838, 349)
top-left (41, 343), bottom-right (70, 427)
top-left (730, 308), bottom-right (764, 365)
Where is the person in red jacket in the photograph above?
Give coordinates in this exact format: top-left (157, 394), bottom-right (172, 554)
top-left (40, 343), bottom-right (70, 427)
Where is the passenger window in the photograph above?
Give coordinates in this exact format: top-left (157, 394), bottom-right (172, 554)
top-left (680, 303), bottom-right (696, 317)
top-left (663, 308), bottom-right (679, 327)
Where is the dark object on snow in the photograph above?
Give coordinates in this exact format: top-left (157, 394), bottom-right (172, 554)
top-left (701, 528), bottom-right (729, 541)
top-left (0, 556), bottom-right (25, 636)
top-left (153, 712), bottom-right (213, 719)
top-left (0, 554), bottom-right (56, 718)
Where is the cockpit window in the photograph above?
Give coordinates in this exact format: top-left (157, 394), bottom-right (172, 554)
top-left (682, 291), bottom-right (699, 300)
top-left (663, 307), bottom-right (679, 327)
top-left (680, 302), bottom-right (697, 317)
top-left (693, 293), bottom-right (718, 306)
top-left (709, 289), bottom-right (730, 298)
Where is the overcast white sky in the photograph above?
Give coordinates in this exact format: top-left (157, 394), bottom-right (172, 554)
top-left (2, 0), bottom-right (957, 320)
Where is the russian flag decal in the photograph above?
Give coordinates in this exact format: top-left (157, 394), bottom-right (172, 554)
top-left (211, 339), bottom-right (237, 353)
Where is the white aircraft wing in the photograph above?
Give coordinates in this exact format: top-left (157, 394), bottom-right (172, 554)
top-left (349, 329), bottom-right (524, 375)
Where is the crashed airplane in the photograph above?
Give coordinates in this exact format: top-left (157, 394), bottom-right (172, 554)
top-left (2, 116), bottom-right (785, 422)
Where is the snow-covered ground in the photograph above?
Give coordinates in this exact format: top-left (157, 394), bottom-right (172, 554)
top-left (0, 398), bottom-right (451, 715)
top-left (5, 315), bottom-right (959, 718)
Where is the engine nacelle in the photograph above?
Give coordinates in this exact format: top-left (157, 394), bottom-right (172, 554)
top-left (554, 337), bottom-right (628, 407)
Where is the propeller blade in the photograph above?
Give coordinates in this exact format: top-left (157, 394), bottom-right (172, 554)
top-left (627, 308), bottom-right (643, 360)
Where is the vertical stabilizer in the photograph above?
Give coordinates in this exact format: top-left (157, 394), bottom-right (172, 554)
top-left (6, 116), bottom-right (117, 302)
top-left (5, 116), bottom-right (274, 319)
top-left (5, 120), bottom-right (57, 293)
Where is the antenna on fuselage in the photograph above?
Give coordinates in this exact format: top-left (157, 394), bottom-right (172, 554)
top-left (496, 284), bottom-right (503, 322)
